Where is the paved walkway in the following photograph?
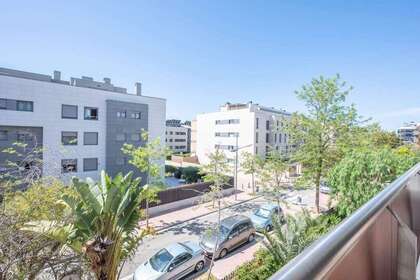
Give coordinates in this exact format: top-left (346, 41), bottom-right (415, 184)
top-left (139, 191), bottom-right (260, 231)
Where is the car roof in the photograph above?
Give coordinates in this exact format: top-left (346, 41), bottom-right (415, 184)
top-left (165, 242), bottom-right (188, 257)
top-left (221, 215), bottom-right (250, 229)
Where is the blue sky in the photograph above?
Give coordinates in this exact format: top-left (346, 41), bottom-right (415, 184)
top-left (1, 1), bottom-right (419, 130)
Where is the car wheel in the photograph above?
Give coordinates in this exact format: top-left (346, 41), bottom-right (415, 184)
top-left (248, 233), bottom-right (255, 243)
top-left (219, 248), bottom-right (228, 259)
top-left (195, 261), bottom-right (205, 272)
top-left (265, 225), bottom-right (273, 232)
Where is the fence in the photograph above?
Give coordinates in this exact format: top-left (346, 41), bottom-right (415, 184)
top-left (140, 178), bottom-right (233, 209)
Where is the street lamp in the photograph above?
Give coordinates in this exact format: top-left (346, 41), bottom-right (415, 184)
top-left (230, 133), bottom-right (252, 200)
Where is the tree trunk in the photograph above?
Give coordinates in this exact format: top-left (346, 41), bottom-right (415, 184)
top-left (207, 200), bottom-right (221, 280)
top-left (145, 200), bottom-right (149, 228)
top-left (251, 172), bottom-right (255, 194)
top-left (314, 158), bottom-right (323, 213)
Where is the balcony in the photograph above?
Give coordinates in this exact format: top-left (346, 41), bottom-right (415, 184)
top-left (271, 163), bottom-right (420, 280)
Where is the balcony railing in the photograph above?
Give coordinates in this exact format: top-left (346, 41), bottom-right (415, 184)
top-left (271, 162), bottom-right (420, 280)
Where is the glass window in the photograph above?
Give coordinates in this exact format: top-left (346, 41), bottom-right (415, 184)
top-left (83, 158), bottom-right (98, 171)
top-left (266, 120), bottom-right (270, 130)
top-left (256, 132), bottom-right (259, 143)
top-left (0, 99), bottom-right (6, 109)
top-left (150, 248), bottom-right (174, 272)
top-left (171, 253), bottom-right (192, 268)
top-left (17, 131), bottom-right (33, 142)
top-left (131, 133), bottom-right (141, 141)
top-left (62, 131), bottom-right (78, 145)
top-left (0, 130), bottom-right (8, 141)
top-left (62, 159), bottom-right (77, 173)
top-left (62, 104), bottom-right (78, 119)
top-left (266, 133), bottom-right (269, 143)
top-left (84, 107), bottom-right (98, 120)
top-left (256, 118), bottom-right (259, 129)
top-left (117, 111), bottom-right (126, 118)
top-left (16, 100), bottom-right (33, 112)
top-left (116, 133), bottom-right (126, 141)
top-left (131, 112), bottom-right (141, 119)
top-left (84, 132), bottom-right (98, 145)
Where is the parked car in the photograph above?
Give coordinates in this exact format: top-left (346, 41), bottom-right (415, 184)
top-left (250, 203), bottom-right (283, 232)
top-left (320, 185), bottom-right (331, 194)
top-left (133, 241), bottom-right (205, 280)
top-left (199, 215), bottom-right (256, 259)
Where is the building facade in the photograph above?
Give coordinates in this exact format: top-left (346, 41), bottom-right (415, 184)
top-left (397, 122), bottom-right (420, 145)
top-left (0, 67), bottom-right (166, 183)
top-left (165, 119), bottom-right (191, 153)
top-left (195, 102), bottom-right (292, 165)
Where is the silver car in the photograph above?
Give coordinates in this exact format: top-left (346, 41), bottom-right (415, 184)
top-left (133, 241), bottom-right (205, 280)
top-left (199, 215), bottom-right (256, 259)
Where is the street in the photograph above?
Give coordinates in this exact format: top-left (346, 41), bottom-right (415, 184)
top-left (120, 189), bottom-right (319, 279)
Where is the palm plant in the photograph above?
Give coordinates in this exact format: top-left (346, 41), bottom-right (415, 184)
top-left (263, 211), bottom-right (320, 266)
top-left (24, 171), bottom-right (147, 280)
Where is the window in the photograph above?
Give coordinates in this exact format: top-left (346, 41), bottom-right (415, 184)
top-left (83, 158), bottom-right (98, 171)
top-left (256, 118), bottom-right (259, 129)
top-left (84, 132), bottom-right (98, 145)
top-left (62, 104), bottom-right (78, 119)
top-left (62, 131), bottom-right (78, 145)
top-left (0, 130), bottom-right (8, 141)
top-left (170, 131), bottom-right (173, 135)
top-left (274, 133), bottom-right (277, 142)
top-left (238, 222), bottom-right (250, 233)
top-left (174, 139), bottom-right (186, 142)
top-left (171, 253), bottom-right (192, 268)
top-left (266, 133), bottom-right (269, 143)
top-left (279, 133), bottom-right (282, 143)
top-left (0, 99), bottom-right (6, 109)
top-left (131, 112), bottom-right (141, 119)
top-left (266, 120), bottom-right (270, 130)
top-left (17, 131), bottom-right (33, 142)
top-left (169, 139), bottom-right (173, 142)
top-left (117, 111), bottom-right (126, 118)
top-left (131, 133), bottom-right (141, 141)
top-left (16, 100), bottom-right (33, 112)
top-left (215, 132), bottom-right (239, 137)
top-left (84, 107), bottom-right (98, 120)
top-left (175, 132), bottom-right (186, 135)
top-left (62, 159), bottom-right (77, 173)
top-left (215, 119), bottom-right (240, 125)
top-left (256, 132), bottom-right (259, 143)
top-left (116, 133), bottom-right (126, 141)
top-left (215, 144), bottom-right (235, 150)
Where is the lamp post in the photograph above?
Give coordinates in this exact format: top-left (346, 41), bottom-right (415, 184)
top-left (231, 133), bottom-right (252, 200)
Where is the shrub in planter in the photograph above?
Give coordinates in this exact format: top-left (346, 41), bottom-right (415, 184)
top-left (165, 165), bottom-right (177, 174)
top-left (174, 168), bottom-right (183, 179)
top-left (182, 166), bottom-right (201, 183)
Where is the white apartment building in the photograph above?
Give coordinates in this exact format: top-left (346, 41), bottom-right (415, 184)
top-left (165, 119), bottom-right (191, 153)
top-left (0, 67), bottom-right (166, 183)
top-left (195, 102), bottom-right (292, 165)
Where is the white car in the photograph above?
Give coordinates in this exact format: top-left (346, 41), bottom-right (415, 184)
top-left (133, 241), bottom-right (205, 280)
top-left (320, 185), bottom-right (331, 194)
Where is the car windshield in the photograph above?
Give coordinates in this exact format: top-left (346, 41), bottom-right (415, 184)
top-left (149, 248), bottom-right (174, 272)
top-left (219, 224), bottom-right (230, 236)
top-left (254, 208), bottom-right (271, 218)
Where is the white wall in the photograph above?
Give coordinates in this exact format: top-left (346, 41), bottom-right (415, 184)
top-left (0, 75), bottom-right (166, 182)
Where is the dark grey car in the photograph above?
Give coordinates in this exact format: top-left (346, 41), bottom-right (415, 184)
top-left (199, 215), bottom-right (256, 259)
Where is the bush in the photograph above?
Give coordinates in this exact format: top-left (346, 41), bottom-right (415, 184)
top-left (165, 165), bottom-right (177, 174)
top-left (233, 249), bottom-right (278, 280)
top-left (181, 166), bottom-right (201, 183)
top-left (174, 168), bottom-right (183, 179)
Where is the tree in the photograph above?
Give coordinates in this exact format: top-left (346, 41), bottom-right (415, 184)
top-left (241, 151), bottom-right (263, 194)
top-left (1, 179), bottom-right (85, 280)
top-left (287, 75), bottom-right (358, 212)
top-left (24, 171), bottom-right (147, 280)
top-left (122, 130), bottom-right (169, 228)
top-left (328, 147), bottom-right (420, 218)
top-left (258, 151), bottom-right (289, 221)
top-left (199, 149), bottom-right (231, 280)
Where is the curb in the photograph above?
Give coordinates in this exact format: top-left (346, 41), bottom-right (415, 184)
top-left (155, 194), bottom-right (263, 233)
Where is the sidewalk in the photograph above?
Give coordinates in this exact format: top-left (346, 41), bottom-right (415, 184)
top-left (139, 191), bottom-right (260, 232)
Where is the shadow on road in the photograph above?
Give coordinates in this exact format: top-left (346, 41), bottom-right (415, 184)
top-left (162, 219), bottom-right (215, 236)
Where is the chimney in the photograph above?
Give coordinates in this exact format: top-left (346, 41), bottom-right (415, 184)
top-left (103, 77), bottom-right (111, 84)
top-left (53, 70), bottom-right (61, 80)
top-left (135, 82), bottom-right (142, 95)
